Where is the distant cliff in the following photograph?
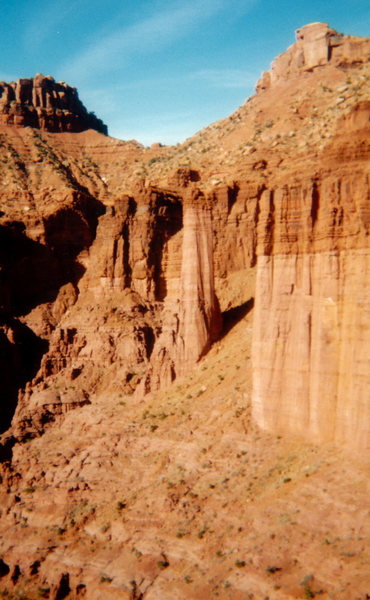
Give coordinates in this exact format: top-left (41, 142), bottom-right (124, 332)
top-left (0, 74), bottom-right (107, 134)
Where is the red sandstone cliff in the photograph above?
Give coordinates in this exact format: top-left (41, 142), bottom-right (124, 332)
top-left (0, 23), bottom-right (369, 450)
top-left (256, 22), bottom-right (370, 91)
top-left (250, 26), bottom-right (370, 451)
top-left (0, 23), bottom-right (369, 600)
top-left (0, 74), bottom-right (107, 134)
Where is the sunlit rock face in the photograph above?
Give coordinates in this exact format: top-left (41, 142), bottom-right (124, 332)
top-left (251, 105), bottom-right (370, 450)
top-left (0, 74), bottom-right (107, 133)
top-left (256, 22), bottom-right (370, 91)
top-left (1, 27), bottom-right (369, 450)
top-left (253, 249), bottom-right (369, 451)
top-left (0, 24), bottom-right (369, 599)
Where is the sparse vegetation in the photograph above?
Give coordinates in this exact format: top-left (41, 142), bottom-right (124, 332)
top-left (266, 566), bottom-right (281, 574)
top-left (0, 24), bottom-right (368, 600)
top-left (176, 531), bottom-right (186, 538)
top-left (301, 575), bottom-right (315, 598)
top-left (235, 560), bottom-right (246, 568)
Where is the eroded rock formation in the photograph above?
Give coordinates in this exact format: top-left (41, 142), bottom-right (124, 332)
top-left (252, 65), bottom-right (370, 452)
top-left (256, 22), bottom-right (370, 91)
top-left (0, 74), bottom-right (107, 134)
top-left (252, 179), bottom-right (370, 450)
top-left (0, 22), bottom-right (369, 600)
top-left (146, 190), bottom-right (222, 391)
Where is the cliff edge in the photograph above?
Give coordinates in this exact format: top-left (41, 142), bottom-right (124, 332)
top-left (0, 74), bottom-right (107, 134)
top-left (256, 22), bottom-right (370, 91)
top-left (0, 23), bottom-right (369, 600)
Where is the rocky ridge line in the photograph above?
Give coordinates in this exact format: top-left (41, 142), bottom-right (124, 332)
top-left (0, 74), bottom-right (107, 134)
top-left (256, 22), bottom-right (370, 91)
top-left (0, 22), bottom-right (369, 600)
top-left (0, 24), bottom-right (368, 453)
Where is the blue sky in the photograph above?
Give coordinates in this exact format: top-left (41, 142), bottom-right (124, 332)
top-left (1, 0), bottom-right (369, 145)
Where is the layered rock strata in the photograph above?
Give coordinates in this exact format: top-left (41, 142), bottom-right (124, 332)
top-left (252, 104), bottom-right (370, 451)
top-left (0, 22), bottom-right (368, 600)
top-left (5, 180), bottom-right (225, 437)
top-left (146, 190), bottom-right (222, 391)
top-left (256, 22), bottom-right (370, 91)
top-left (0, 74), bottom-right (107, 134)
top-left (0, 24), bottom-right (368, 450)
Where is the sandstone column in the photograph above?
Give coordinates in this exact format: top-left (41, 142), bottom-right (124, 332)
top-left (148, 189), bottom-right (221, 389)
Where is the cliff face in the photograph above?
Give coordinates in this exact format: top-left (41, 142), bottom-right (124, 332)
top-left (251, 59), bottom-right (370, 451)
top-left (0, 74), bottom-right (107, 134)
top-left (1, 170), bottom-right (225, 438)
top-left (0, 23), bottom-right (369, 600)
top-left (256, 22), bottom-right (370, 91)
top-left (146, 190), bottom-right (222, 391)
top-left (1, 26), bottom-right (369, 450)
top-left (252, 168), bottom-right (370, 450)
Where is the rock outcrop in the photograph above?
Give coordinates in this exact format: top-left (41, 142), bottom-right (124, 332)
top-left (252, 180), bottom-right (370, 450)
top-left (0, 24), bottom-right (368, 453)
top-left (146, 190), bottom-right (222, 391)
top-left (0, 74), bottom-right (107, 134)
top-left (0, 28), bottom-right (369, 450)
top-left (252, 47), bottom-right (370, 452)
top-left (256, 22), bottom-right (370, 91)
top-left (0, 23), bottom-right (369, 600)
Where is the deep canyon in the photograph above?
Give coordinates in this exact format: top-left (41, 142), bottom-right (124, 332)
top-left (0, 23), bottom-right (369, 600)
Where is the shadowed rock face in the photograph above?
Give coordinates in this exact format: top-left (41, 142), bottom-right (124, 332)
top-left (0, 25), bottom-right (368, 451)
top-left (0, 74), bottom-right (107, 134)
top-left (0, 192), bottom-right (104, 435)
top-left (0, 23), bottom-right (369, 600)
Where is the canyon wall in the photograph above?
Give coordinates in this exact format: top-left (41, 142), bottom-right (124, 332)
top-left (253, 249), bottom-right (369, 449)
top-left (0, 24), bottom-right (369, 598)
top-left (0, 24), bottom-right (369, 454)
top-left (6, 180), bottom-right (226, 438)
top-left (147, 190), bottom-right (222, 391)
top-left (252, 105), bottom-right (370, 450)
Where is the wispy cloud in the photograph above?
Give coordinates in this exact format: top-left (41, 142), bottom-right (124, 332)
top-left (80, 67), bottom-right (257, 107)
top-left (58, 0), bottom-right (256, 83)
top-left (189, 69), bottom-right (257, 89)
top-left (23, 0), bottom-right (88, 48)
top-left (77, 63), bottom-right (258, 144)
